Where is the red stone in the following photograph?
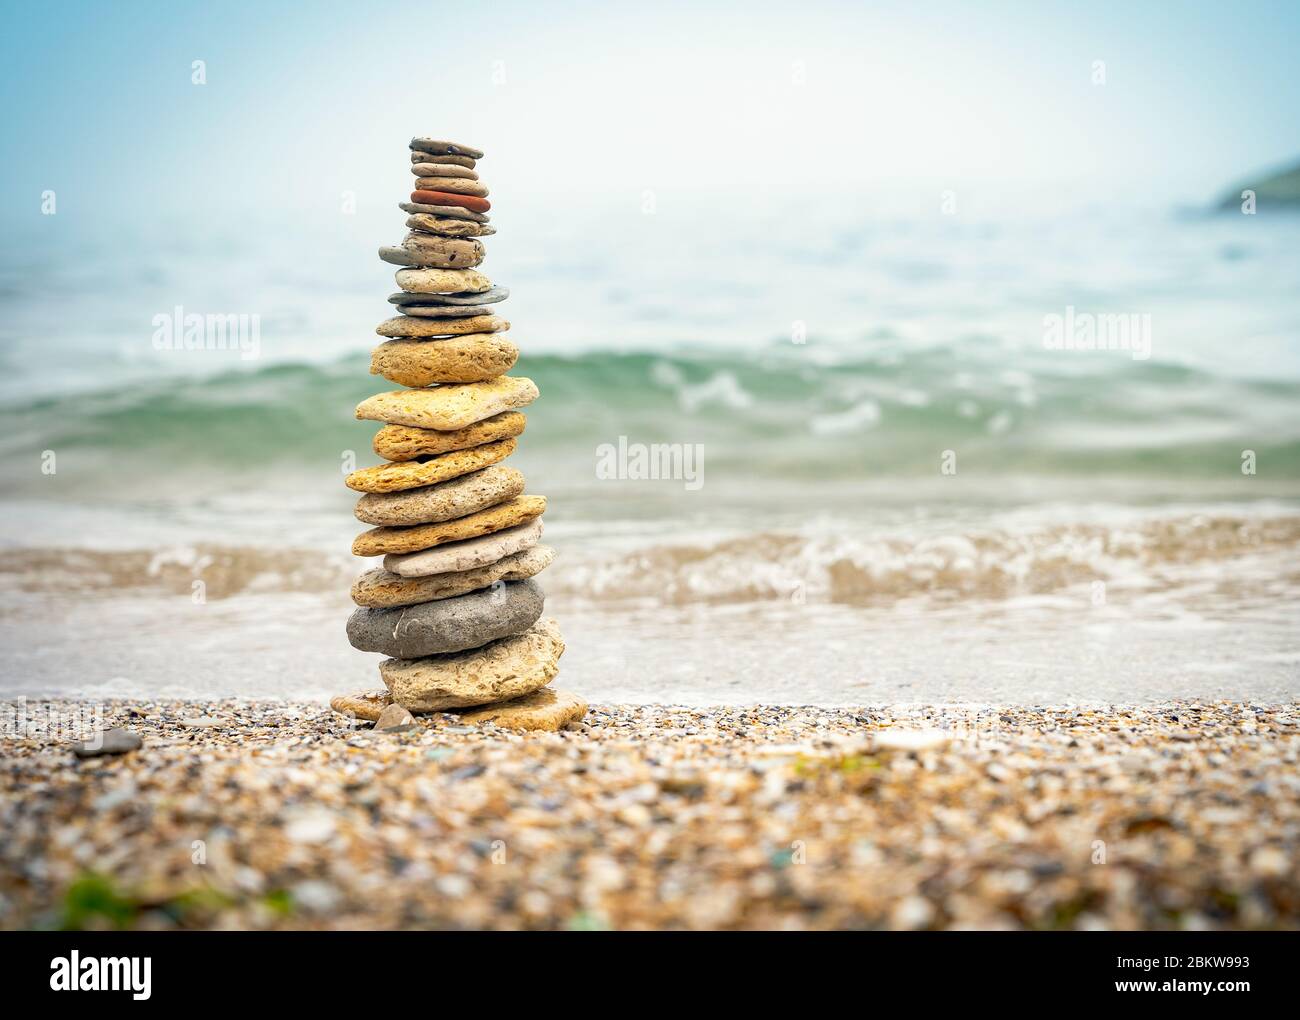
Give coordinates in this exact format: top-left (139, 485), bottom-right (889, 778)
top-left (410, 190), bottom-right (491, 213)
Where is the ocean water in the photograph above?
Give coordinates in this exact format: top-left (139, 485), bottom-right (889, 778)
top-left (1, 199), bottom-right (1298, 704)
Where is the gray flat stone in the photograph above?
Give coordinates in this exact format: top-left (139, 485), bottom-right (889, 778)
top-left (396, 304), bottom-right (499, 318)
top-left (347, 579), bottom-right (545, 657)
top-left (398, 201), bottom-right (489, 223)
top-left (389, 287), bottom-right (509, 307)
top-left (410, 137), bottom-right (484, 159)
top-left (71, 727), bottom-right (142, 758)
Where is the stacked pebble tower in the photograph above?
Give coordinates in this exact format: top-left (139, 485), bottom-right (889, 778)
top-left (329, 137), bottom-right (587, 733)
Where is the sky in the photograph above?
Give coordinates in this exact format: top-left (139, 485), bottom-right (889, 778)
top-left (2, 0), bottom-right (1299, 237)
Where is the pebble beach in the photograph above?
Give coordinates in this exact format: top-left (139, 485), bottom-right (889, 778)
top-left (2, 698), bottom-right (1297, 930)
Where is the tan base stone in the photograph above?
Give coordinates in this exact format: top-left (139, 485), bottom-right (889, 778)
top-left (380, 617), bottom-right (565, 712)
top-left (455, 688), bottom-right (588, 732)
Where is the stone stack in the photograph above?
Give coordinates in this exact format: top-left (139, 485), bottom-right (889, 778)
top-left (330, 137), bottom-right (586, 734)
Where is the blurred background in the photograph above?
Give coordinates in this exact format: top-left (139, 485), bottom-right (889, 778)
top-left (1, 0), bottom-right (1297, 704)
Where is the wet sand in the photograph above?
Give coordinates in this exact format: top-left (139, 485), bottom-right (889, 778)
top-left (2, 698), bottom-right (1297, 930)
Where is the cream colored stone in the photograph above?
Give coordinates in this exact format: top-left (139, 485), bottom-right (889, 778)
top-left (410, 163), bottom-right (479, 180)
top-left (351, 545), bottom-right (556, 608)
top-left (352, 495), bottom-right (546, 556)
top-left (344, 438), bottom-right (516, 494)
top-left (380, 618), bottom-right (565, 712)
top-left (456, 688), bottom-right (588, 732)
top-left (378, 233), bottom-right (484, 269)
top-left (413, 177), bottom-right (488, 197)
top-left (354, 465), bottom-right (524, 526)
top-left (374, 314), bottom-right (508, 338)
top-left (395, 267), bottom-right (492, 294)
top-left (385, 518), bottom-right (544, 577)
top-left (355, 377), bottom-right (538, 431)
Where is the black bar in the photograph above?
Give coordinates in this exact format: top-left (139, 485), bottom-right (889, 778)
top-left (0, 931), bottom-right (1291, 1006)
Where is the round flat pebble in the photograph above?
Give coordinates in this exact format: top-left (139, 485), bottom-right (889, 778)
top-left (410, 163), bottom-right (479, 180)
top-left (375, 314), bottom-right (508, 338)
top-left (413, 177), bottom-right (489, 197)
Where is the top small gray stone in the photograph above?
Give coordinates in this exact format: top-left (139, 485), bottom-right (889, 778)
top-left (410, 138), bottom-right (484, 159)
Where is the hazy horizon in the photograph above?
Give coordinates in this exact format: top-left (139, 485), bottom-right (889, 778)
top-left (3, 0), bottom-right (1299, 237)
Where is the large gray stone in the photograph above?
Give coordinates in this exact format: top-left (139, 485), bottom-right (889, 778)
top-left (346, 579), bottom-right (545, 657)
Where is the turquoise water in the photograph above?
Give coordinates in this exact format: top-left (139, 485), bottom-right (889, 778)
top-left (1, 200), bottom-right (1298, 702)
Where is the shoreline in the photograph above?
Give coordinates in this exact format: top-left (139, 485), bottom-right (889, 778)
top-left (2, 698), bottom-right (1297, 930)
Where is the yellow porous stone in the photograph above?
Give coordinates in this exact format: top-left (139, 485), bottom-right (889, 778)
top-left (372, 412), bottom-right (526, 461)
top-left (370, 335), bottom-right (518, 386)
top-left (456, 688), bottom-right (588, 732)
top-left (355, 377), bottom-right (538, 431)
top-left (352, 495), bottom-right (546, 556)
top-left (344, 438), bottom-right (516, 494)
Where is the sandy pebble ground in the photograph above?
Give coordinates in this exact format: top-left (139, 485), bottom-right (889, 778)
top-left (1, 698), bottom-right (1297, 930)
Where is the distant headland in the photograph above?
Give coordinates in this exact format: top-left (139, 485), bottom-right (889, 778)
top-left (1217, 158), bottom-right (1300, 210)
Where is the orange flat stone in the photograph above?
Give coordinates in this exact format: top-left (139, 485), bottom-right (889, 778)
top-left (410, 190), bottom-right (491, 213)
